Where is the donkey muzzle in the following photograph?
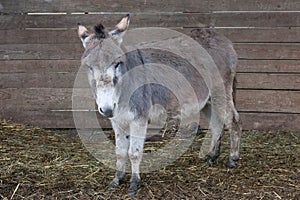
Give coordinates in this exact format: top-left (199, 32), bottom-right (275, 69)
top-left (99, 104), bottom-right (115, 118)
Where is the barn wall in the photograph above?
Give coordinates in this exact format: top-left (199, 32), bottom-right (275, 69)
top-left (0, 0), bottom-right (299, 130)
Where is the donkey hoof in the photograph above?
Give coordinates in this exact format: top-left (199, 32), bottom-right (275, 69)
top-left (226, 159), bottom-right (238, 168)
top-left (127, 179), bottom-right (140, 196)
top-left (205, 155), bottom-right (217, 166)
top-left (105, 180), bottom-right (119, 191)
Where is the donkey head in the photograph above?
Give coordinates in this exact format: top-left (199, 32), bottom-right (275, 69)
top-left (78, 15), bottom-right (130, 118)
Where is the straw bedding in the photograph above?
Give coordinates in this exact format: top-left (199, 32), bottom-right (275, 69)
top-left (0, 118), bottom-right (299, 199)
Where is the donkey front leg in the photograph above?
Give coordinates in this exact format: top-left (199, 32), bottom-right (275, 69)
top-left (128, 120), bottom-right (147, 195)
top-left (108, 121), bottom-right (130, 188)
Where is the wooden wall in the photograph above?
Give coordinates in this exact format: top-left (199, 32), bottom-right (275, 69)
top-left (0, 0), bottom-right (299, 130)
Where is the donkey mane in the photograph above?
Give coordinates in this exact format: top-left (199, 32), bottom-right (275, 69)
top-left (94, 23), bottom-right (107, 39)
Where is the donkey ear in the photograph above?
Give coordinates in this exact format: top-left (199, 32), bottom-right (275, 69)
top-left (77, 24), bottom-right (91, 48)
top-left (108, 14), bottom-right (130, 45)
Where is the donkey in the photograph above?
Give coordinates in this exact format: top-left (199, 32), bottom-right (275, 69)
top-left (77, 14), bottom-right (242, 195)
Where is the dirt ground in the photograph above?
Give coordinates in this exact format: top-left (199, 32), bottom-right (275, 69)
top-left (0, 118), bottom-right (299, 200)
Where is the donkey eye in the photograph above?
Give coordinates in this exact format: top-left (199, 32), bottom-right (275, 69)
top-left (114, 62), bottom-right (122, 69)
top-left (113, 62), bottom-right (122, 85)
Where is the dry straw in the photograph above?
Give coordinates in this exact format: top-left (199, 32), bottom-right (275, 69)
top-left (0, 118), bottom-right (299, 199)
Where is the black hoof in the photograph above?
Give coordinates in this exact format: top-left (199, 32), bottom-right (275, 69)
top-left (105, 175), bottom-right (126, 191)
top-left (226, 159), bottom-right (238, 168)
top-left (105, 180), bottom-right (119, 191)
top-left (128, 179), bottom-right (140, 196)
top-left (205, 155), bottom-right (218, 166)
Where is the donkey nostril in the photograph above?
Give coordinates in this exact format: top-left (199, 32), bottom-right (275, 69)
top-left (99, 107), bottom-right (104, 113)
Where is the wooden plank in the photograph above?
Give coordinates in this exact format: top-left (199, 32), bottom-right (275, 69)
top-left (0, 60), bottom-right (81, 73)
top-left (0, 29), bottom-right (79, 45)
top-left (0, 43), bottom-right (83, 60)
top-left (239, 112), bottom-right (300, 131)
top-left (0, 110), bottom-right (76, 128)
top-left (0, 13), bottom-right (210, 30)
top-left (182, 27), bottom-right (300, 43)
top-left (0, 88), bottom-right (78, 111)
top-left (235, 43), bottom-right (300, 60)
top-left (0, 88), bottom-right (96, 110)
top-left (0, 110), bottom-right (75, 128)
top-left (218, 27), bottom-right (300, 43)
top-left (236, 90), bottom-right (300, 113)
top-left (0, 59), bottom-right (297, 74)
top-left (1, 12), bottom-right (299, 30)
top-left (237, 60), bottom-right (300, 73)
top-left (1, 88), bottom-right (299, 113)
top-left (1, 109), bottom-right (300, 130)
top-left (211, 12), bottom-right (300, 28)
top-left (2, 0), bottom-right (300, 14)
top-left (1, 43), bottom-right (299, 60)
top-left (2, 27), bottom-right (300, 45)
top-left (0, 59), bottom-right (299, 75)
top-left (186, 0), bottom-right (300, 12)
top-left (0, 0), bottom-right (188, 14)
top-left (168, 112), bottom-right (300, 131)
top-left (1, 71), bottom-right (299, 90)
top-left (0, 72), bottom-right (89, 89)
top-left (0, 72), bottom-right (84, 89)
top-left (0, 110), bottom-right (111, 128)
top-left (236, 73), bottom-right (300, 90)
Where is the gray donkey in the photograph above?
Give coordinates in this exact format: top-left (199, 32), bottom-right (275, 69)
top-left (77, 14), bottom-right (242, 195)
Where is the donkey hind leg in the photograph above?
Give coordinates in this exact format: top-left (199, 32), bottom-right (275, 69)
top-left (127, 120), bottom-right (147, 195)
top-left (107, 121), bottom-right (130, 189)
top-left (199, 103), bottom-right (212, 158)
top-left (205, 105), bottom-right (225, 165)
top-left (226, 103), bottom-right (242, 168)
